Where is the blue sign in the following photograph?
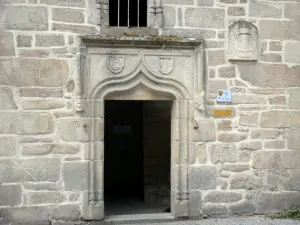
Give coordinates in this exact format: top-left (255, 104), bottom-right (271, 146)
top-left (216, 89), bottom-right (232, 103)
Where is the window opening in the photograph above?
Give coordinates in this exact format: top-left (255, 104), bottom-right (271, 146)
top-left (109, 0), bottom-right (147, 27)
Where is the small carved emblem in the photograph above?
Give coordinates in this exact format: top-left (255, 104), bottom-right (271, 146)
top-left (159, 57), bottom-right (174, 75)
top-left (107, 55), bottom-right (125, 74)
top-left (74, 96), bottom-right (85, 112)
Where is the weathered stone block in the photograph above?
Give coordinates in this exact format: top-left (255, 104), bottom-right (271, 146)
top-left (163, 6), bottom-right (175, 27)
top-left (202, 204), bottom-right (228, 215)
top-left (59, 119), bottom-right (91, 142)
top-left (21, 99), bottom-right (65, 110)
top-left (0, 185), bottom-right (22, 206)
top-left (269, 41), bottom-right (282, 51)
top-left (17, 35), bottom-right (32, 47)
top-left (194, 119), bottom-right (216, 142)
top-left (260, 53), bottom-right (282, 63)
top-left (218, 65), bottom-right (235, 78)
top-left (36, 34), bottom-right (65, 47)
top-left (162, 28), bottom-right (216, 39)
top-left (230, 172), bottom-right (261, 190)
top-left (232, 94), bottom-right (265, 104)
top-left (19, 49), bottom-right (50, 58)
top-left (207, 50), bottom-right (226, 66)
top-left (0, 112), bottom-right (54, 134)
top-left (239, 141), bottom-right (262, 150)
top-left (287, 129), bottom-right (300, 150)
top-left (27, 191), bottom-right (66, 204)
top-left (260, 111), bottom-right (300, 128)
top-left (284, 42), bottom-right (300, 64)
top-left (249, 0), bottom-right (282, 18)
top-left (285, 3), bottom-right (300, 20)
top-left (264, 140), bottom-right (285, 149)
top-left (210, 143), bottom-right (237, 163)
top-left (217, 120), bottom-right (232, 131)
top-left (64, 162), bottom-right (89, 191)
top-left (208, 80), bottom-right (227, 94)
top-left (288, 88), bottom-right (300, 109)
top-left (189, 190), bottom-right (202, 217)
top-left (189, 142), bottom-right (207, 164)
top-left (197, 0), bottom-right (214, 6)
top-left (0, 88), bottom-right (17, 110)
top-left (22, 144), bottom-right (52, 155)
top-left (227, 6), bottom-right (245, 16)
top-left (0, 158), bottom-right (60, 182)
top-left (238, 62), bottom-right (300, 88)
top-left (189, 165), bottom-right (217, 190)
top-left (0, 32), bottom-right (15, 56)
top-left (218, 133), bottom-right (247, 142)
top-left (259, 20), bottom-right (300, 40)
top-left (228, 201), bottom-right (256, 213)
top-left (238, 151), bottom-right (250, 162)
top-left (51, 204), bottom-right (80, 221)
top-left (252, 151), bottom-right (300, 169)
top-left (268, 96), bottom-right (286, 105)
top-left (0, 6), bottom-right (48, 30)
top-left (222, 163), bottom-right (250, 172)
top-left (185, 8), bottom-right (225, 29)
top-left (0, 58), bottom-right (69, 87)
top-left (239, 113), bottom-right (258, 127)
top-left (251, 129), bottom-right (282, 139)
top-left (53, 8), bottom-right (84, 24)
top-left (257, 192), bottom-right (300, 213)
top-left (204, 191), bottom-right (242, 203)
top-left (40, 0), bottom-right (85, 7)
top-left (283, 170), bottom-right (300, 191)
top-left (52, 144), bottom-right (81, 154)
top-left (23, 183), bottom-right (60, 191)
top-left (19, 88), bottom-right (63, 98)
top-left (0, 206), bottom-right (49, 224)
top-left (0, 137), bottom-right (16, 157)
top-left (52, 23), bottom-right (98, 34)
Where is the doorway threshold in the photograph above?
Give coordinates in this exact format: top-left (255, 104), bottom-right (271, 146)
top-left (103, 213), bottom-right (174, 223)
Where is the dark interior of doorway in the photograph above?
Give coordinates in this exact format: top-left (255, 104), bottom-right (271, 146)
top-left (104, 100), bottom-right (171, 216)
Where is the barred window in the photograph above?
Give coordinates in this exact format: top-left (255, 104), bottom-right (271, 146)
top-left (109, 0), bottom-right (147, 27)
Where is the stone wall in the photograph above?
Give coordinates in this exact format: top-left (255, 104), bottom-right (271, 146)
top-left (1, 0), bottom-right (300, 223)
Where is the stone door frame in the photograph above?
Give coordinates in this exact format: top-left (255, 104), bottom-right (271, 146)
top-left (77, 37), bottom-right (204, 220)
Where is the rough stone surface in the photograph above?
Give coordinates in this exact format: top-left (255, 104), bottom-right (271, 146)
top-left (19, 88), bottom-right (63, 98)
top-left (230, 172), bottom-right (261, 190)
top-left (285, 3), bottom-right (300, 20)
top-left (27, 191), bottom-right (66, 204)
top-left (264, 140), bottom-right (285, 149)
top-left (63, 162), bottom-right (89, 191)
top-left (251, 129), bottom-right (282, 139)
top-left (0, 6), bottom-right (48, 30)
top-left (0, 185), bottom-right (22, 206)
top-left (260, 111), bottom-right (300, 128)
top-left (288, 88), bottom-right (300, 109)
top-left (189, 165), bottom-right (217, 190)
top-left (283, 170), bottom-right (300, 191)
top-left (257, 192), bottom-right (300, 213)
top-left (229, 201), bottom-right (256, 213)
top-left (239, 141), bottom-right (262, 150)
top-left (218, 65), bottom-right (236, 78)
top-left (0, 137), bottom-right (16, 157)
top-left (222, 163), bottom-right (250, 172)
top-left (53, 8), bottom-right (84, 24)
top-left (36, 34), bottom-right (65, 47)
top-left (50, 204), bottom-right (80, 221)
top-left (204, 191), bottom-right (242, 203)
top-left (0, 88), bottom-right (17, 110)
top-left (185, 8), bottom-right (225, 29)
top-left (0, 59), bottom-right (69, 87)
top-left (58, 119), bottom-right (91, 142)
top-left (40, 0), bottom-right (85, 7)
top-left (21, 99), bottom-right (65, 110)
top-left (0, 32), bottom-right (15, 56)
top-left (210, 143), bottom-right (237, 163)
top-left (228, 6), bottom-right (245, 16)
top-left (194, 119), bottom-right (216, 142)
top-left (207, 50), bottom-right (226, 66)
top-left (249, 0), bottom-right (282, 18)
top-left (17, 35), bottom-right (32, 47)
top-left (288, 129), bottom-right (300, 150)
top-left (0, 158), bottom-right (60, 182)
top-left (239, 113), bottom-right (258, 127)
top-left (202, 204), bottom-right (228, 215)
top-left (218, 133), bottom-right (247, 142)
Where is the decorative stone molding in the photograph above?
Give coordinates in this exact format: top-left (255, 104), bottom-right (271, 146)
top-left (76, 36), bottom-right (204, 220)
top-left (228, 21), bottom-right (259, 61)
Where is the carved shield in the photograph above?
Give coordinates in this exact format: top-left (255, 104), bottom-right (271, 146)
top-left (107, 55), bottom-right (125, 74)
top-left (159, 57), bottom-right (174, 75)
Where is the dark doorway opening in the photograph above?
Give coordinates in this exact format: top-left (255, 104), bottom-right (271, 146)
top-left (104, 100), bottom-right (171, 216)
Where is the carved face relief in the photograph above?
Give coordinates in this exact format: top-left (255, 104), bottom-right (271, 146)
top-left (107, 55), bottom-right (125, 74)
top-left (74, 98), bottom-right (85, 112)
top-left (159, 57), bottom-right (174, 75)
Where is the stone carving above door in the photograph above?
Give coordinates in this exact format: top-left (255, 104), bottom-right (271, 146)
top-left (106, 55), bottom-right (125, 74)
top-left (159, 57), bottom-right (174, 75)
top-left (228, 21), bottom-right (259, 61)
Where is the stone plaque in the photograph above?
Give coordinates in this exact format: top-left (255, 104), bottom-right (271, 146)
top-left (228, 21), bottom-right (259, 61)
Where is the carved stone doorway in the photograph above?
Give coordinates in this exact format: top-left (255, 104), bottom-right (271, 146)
top-left (77, 37), bottom-right (204, 220)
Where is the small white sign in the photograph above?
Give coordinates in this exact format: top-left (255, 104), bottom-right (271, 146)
top-left (216, 89), bottom-right (232, 103)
